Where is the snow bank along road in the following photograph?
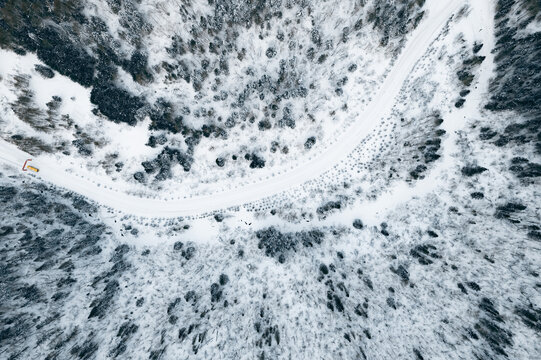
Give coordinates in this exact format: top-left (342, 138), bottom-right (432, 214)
top-left (0, 0), bottom-right (466, 218)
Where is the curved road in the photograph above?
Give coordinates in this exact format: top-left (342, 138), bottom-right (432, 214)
top-left (0, 1), bottom-right (464, 218)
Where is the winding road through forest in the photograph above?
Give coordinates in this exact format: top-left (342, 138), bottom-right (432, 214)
top-left (0, 0), bottom-right (478, 218)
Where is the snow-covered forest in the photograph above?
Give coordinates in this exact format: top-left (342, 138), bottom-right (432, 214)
top-left (0, 0), bottom-right (540, 359)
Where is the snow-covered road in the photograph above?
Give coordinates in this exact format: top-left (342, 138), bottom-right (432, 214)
top-left (0, 0), bottom-right (465, 218)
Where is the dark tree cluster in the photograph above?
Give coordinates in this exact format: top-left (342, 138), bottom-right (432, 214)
top-left (136, 146), bottom-right (193, 183)
top-left (486, 0), bottom-right (541, 119)
top-left (484, 0), bottom-right (541, 155)
top-left (407, 115), bottom-right (446, 180)
top-left (0, 0), bottom-right (154, 128)
top-left (0, 174), bottom-right (129, 360)
top-left (256, 227), bottom-right (324, 263)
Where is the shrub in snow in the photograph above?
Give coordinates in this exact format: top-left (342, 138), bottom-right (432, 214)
top-left (249, 154), bottom-right (266, 169)
top-left (461, 166), bottom-right (488, 177)
top-left (352, 219), bottom-right (364, 229)
top-left (304, 137), bottom-right (316, 150)
top-left (34, 64), bottom-right (54, 79)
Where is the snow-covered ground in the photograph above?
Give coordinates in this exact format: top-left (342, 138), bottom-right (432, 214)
top-left (1, 0), bottom-right (540, 359)
top-left (0, 0), bottom-right (462, 218)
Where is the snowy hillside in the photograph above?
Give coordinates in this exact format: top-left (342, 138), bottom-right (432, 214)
top-left (0, 0), bottom-right (540, 359)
